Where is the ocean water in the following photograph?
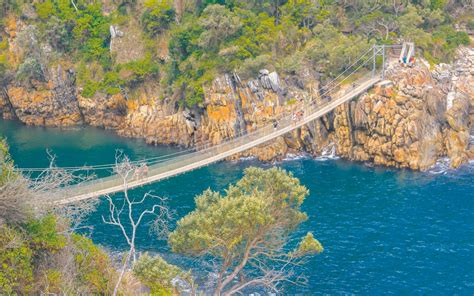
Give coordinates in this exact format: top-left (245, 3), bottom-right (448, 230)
top-left (1, 119), bottom-right (473, 295)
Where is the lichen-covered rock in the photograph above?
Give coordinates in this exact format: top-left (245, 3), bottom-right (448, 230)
top-left (0, 16), bottom-right (471, 172)
top-left (4, 65), bottom-right (83, 127)
top-left (78, 93), bottom-right (127, 129)
top-left (330, 49), bottom-right (473, 170)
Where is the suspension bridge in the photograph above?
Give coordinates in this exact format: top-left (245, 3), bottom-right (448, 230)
top-left (18, 44), bottom-right (405, 204)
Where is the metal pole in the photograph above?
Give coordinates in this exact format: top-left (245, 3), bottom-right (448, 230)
top-left (372, 45), bottom-right (376, 77)
top-left (382, 45), bottom-right (385, 80)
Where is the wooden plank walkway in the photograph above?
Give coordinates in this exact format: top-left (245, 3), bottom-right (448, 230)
top-left (57, 75), bottom-right (381, 205)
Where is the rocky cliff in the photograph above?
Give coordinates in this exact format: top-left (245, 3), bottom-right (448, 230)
top-left (1, 15), bottom-right (472, 170)
top-left (113, 47), bottom-right (473, 170)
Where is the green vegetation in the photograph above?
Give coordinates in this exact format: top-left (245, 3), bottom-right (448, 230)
top-left (0, 38), bottom-right (8, 79)
top-left (0, 139), bottom-right (118, 295)
top-left (1, 137), bottom-right (324, 294)
top-left (34, 1), bottom-right (110, 64)
top-left (169, 167), bottom-right (323, 294)
top-left (133, 252), bottom-right (186, 295)
top-left (0, 215), bottom-right (117, 294)
top-left (3, 134), bottom-right (326, 294)
top-left (0, 138), bottom-right (14, 184)
top-left (1, 0), bottom-right (470, 106)
top-left (142, 0), bottom-right (175, 36)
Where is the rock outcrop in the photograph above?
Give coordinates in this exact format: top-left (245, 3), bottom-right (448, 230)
top-left (0, 33), bottom-right (472, 170)
top-left (2, 65), bottom-right (83, 127)
top-left (78, 93), bottom-right (127, 129)
top-left (331, 47), bottom-right (473, 169)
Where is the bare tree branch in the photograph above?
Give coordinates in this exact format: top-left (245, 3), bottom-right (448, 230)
top-left (101, 151), bottom-right (172, 296)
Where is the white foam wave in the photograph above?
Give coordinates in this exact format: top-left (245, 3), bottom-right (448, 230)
top-left (314, 144), bottom-right (340, 161)
top-left (236, 156), bottom-right (256, 162)
top-left (282, 153), bottom-right (309, 161)
top-left (427, 157), bottom-right (451, 175)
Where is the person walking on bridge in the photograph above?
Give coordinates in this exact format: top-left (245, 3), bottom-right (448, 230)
top-left (141, 163), bottom-right (149, 179)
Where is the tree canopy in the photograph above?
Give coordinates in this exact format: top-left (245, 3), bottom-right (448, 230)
top-left (1, 0), bottom-right (472, 106)
top-left (169, 167), bottom-right (323, 294)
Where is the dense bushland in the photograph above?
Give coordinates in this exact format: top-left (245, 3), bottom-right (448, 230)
top-left (0, 1), bottom-right (471, 106)
top-left (0, 139), bottom-right (120, 294)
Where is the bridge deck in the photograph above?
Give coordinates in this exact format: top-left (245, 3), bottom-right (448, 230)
top-left (58, 75), bottom-right (381, 205)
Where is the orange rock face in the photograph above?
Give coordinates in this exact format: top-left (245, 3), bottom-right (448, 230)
top-left (0, 14), bottom-right (471, 171)
top-left (6, 85), bottom-right (83, 127)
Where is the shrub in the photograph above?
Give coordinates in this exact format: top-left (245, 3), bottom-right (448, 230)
top-left (142, 0), bottom-right (175, 36)
top-left (237, 54), bottom-right (271, 79)
top-left (25, 214), bottom-right (66, 252)
top-left (16, 58), bottom-right (45, 83)
top-left (0, 225), bottom-right (34, 295)
top-left (72, 234), bottom-right (114, 294)
top-left (35, 0), bottom-right (54, 19)
top-left (34, 1), bottom-right (112, 67)
top-left (133, 253), bottom-right (183, 295)
top-left (197, 4), bottom-right (241, 50)
top-left (0, 138), bottom-right (14, 185)
top-left (119, 55), bottom-right (160, 85)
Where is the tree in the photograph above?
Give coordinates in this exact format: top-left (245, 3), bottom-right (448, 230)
top-left (198, 4), bottom-right (241, 50)
top-left (304, 24), bottom-right (370, 78)
top-left (0, 142), bottom-right (118, 295)
top-left (142, 0), bottom-right (176, 36)
top-left (133, 252), bottom-right (195, 294)
top-left (355, 10), bottom-right (398, 40)
top-left (169, 167), bottom-right (323, 295)
top-left (102, 152), bottom-right (171, 296)
top-left (0, 224), bottom-right (34, 294)
top-left (282, 0), bottom-right (331, 29)
top-left (43, 16), bottom-right (72, 52)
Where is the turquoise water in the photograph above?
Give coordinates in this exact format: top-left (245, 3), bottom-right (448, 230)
top-left (1, 119), bottom-right (473, 295)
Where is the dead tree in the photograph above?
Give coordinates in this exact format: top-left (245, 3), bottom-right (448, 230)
top-left (102, 152), bottom-right (171, 296)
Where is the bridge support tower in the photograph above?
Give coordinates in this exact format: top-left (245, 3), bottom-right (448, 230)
top-left (372, 45), bottom-right (386, 80)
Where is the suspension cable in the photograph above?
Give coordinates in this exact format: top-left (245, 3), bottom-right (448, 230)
top-left (16, 47), bottom-right (379, 173)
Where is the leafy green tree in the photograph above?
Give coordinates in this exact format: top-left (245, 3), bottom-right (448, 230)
top-left (34, 1), bottom-right (111, 66)
top-left (232, 9), bottom-right (279, 59)
top-left (0, 225), bottom-right (34, 295)
top-left (15, 58), bottom-right (46, 83)
top-left (25, 214), bottom-right (66, 252)
top-left (34, 0), bottom-right (54, 19)
top-left (169, 167), bottom-right (323, 295)
top-left (281, 0), bottom-right (331, 29)
top-left (72, 233), bottom-right (116, 294)
top-left (355, 10), bottom-right (398, 40)
top-left (303, 24), bottom-right (370, 78)
top-left (142, 0), bottom-right (176, 36)
top-left (398, 4), bottom-right (424, 35)
top-left (133, 253), bottom-right (191, 295)
top-left (430, 0), bottom-right (447, 10)
top-left (118, 54), bottom-right (160, 86)
top-left (198, 4), bottom-right (241, 50)
top-left (0, 140), bottom-right (118, 294)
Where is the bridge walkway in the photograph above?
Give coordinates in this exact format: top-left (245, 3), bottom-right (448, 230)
top-left (58, 74), bottom-right (381, 204)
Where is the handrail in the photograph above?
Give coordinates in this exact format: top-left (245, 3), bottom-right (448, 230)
top-left (28, 44), bottom-right (397, 205)
top-left (18, 48), bottom-right (379, 173)
top-left (56, 73), bottom-right (381, 204)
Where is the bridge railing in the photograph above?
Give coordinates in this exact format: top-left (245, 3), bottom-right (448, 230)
top-left (64, 70), bottom-right (380, 200)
